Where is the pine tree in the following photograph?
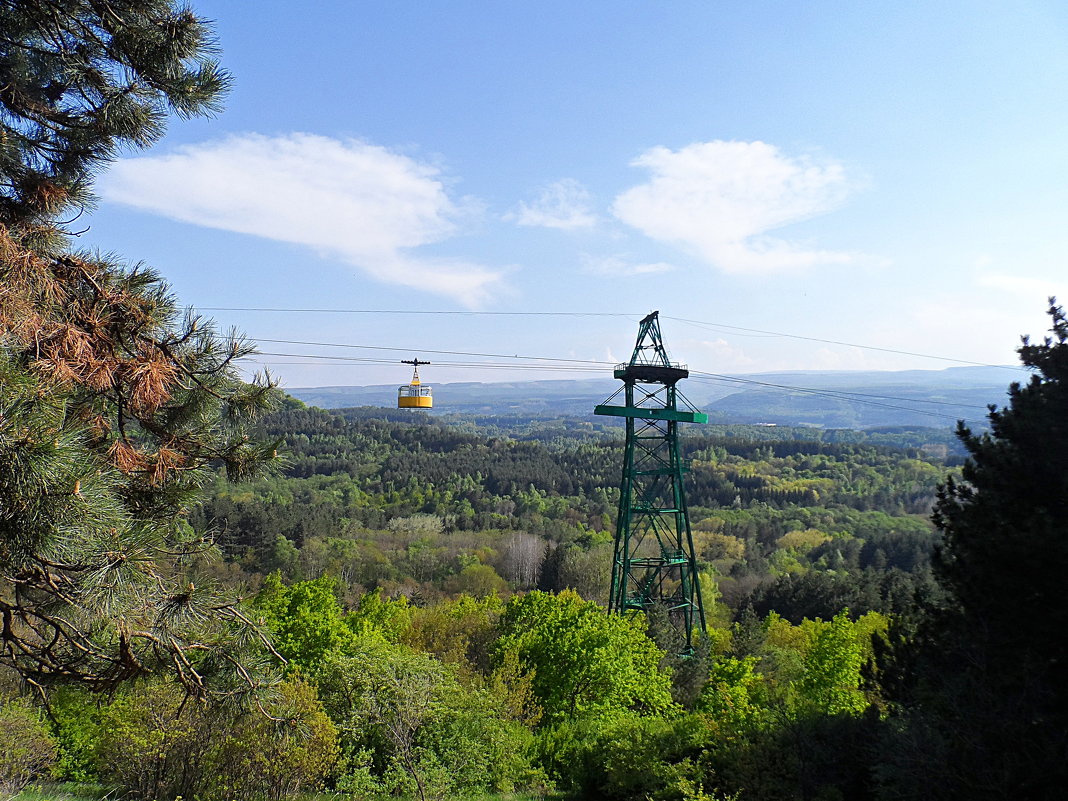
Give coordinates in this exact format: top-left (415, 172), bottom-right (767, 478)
top-left (876, 299), bottom-right (1068, 800)
top-left (931, 299), bottom-right (1068, 674)
top-left (0, 2), bottom-right (280, 701)
top-left (0, 0), bottom-right (229, 227)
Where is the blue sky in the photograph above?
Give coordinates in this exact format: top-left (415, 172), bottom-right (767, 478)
top-left (79, 0), bottom-right (1068, 389)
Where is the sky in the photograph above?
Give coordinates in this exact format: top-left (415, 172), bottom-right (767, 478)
top-left (78, 0), bottom-right (1068, 390)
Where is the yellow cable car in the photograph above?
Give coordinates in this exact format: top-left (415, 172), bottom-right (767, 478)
top-left (397, 359), bottom-right (432, 409)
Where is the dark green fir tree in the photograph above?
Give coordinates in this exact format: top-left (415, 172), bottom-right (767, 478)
top-left (877, 299), bottom-right (1068, 800)
top-left (0, 1), bottom-right (280, 701)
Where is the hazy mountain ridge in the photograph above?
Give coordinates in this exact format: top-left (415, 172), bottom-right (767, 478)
top-left (287, 365), bottom-right (1015, 429)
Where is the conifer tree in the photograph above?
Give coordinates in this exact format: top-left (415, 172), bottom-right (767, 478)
top-left (0, 1), bottom-right (280, 700)
top-left (0, 0), bottom-right (229, 227)
top-left (932, 298), bottom-right (1068, 683)
top-left (877, 299), bottom-right (1068, 800)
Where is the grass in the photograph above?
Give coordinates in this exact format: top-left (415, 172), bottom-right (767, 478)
top-left (14, 784), bottom-right (558, 801)
top-left (13, 784), bottom-right (108, 801)
top-left (336, 797), bottom-right (550, 801)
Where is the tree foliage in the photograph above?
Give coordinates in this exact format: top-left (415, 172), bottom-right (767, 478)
top-left (315, 640), bottom-right (531, 801)
top-left (932, 299), bottom-right (1068, 669)
top-left (91, 677), bottom-right (338, 801)
top-left (0, 0), bottom-right (229, 227)
top-left (197, 405), bottom-right (944, 619)
top-left (878, 300), bottom-right (1068, 800)
top-left (0, 697), bottom-right (57, 795)
top-left (495, 590), bottom-right (674, 723)
top-left (0, 0), bottom-right (278, 700)
top-left (253, 574), bottom-right (362, 672)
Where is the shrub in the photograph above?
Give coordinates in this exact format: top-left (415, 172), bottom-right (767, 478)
top-left (316, 641), bottom-right (535, 800)
top-left (48, 687), bottom-right (104, 783)
top-left (94, 677), bottom-right (338, 801)
top-left (208, 679), bottom-right (340, 801)
top-left (0, 699), bottom-right (58, 796)
top-left (534, 712), bottom-right (714, 800)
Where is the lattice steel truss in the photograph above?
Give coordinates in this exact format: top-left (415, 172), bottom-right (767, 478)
top-left (595, 311), bottom-right (708, 651)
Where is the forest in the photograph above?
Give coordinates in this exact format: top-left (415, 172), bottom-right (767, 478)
top-left (191, 406), bottom-right (945, 622)
top-left (6, 360), bottom-right (1067, 800)
top-left (5, 402), bottom-right (945, 800)
top-left (2, 3), bottom-right (1066, 801)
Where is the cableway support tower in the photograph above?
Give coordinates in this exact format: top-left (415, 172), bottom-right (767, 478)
top-left (595, 311), bottom-right (707, 652)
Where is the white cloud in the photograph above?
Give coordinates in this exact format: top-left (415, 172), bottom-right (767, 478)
top-left (509, 178), bottom-right (596, 229)
top-left (581, 254), bottom-right (675, 276)
top-left (612, 140), bottom-right (855, 274)
top-left (101, 133), bottom-right (506, 306)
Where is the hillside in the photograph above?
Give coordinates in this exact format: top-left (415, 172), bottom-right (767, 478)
top-left (191, 405), bottom-right (950, 620)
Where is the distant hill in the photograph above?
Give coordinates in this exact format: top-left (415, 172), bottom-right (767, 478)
top-left (702, 366), bottom-right (1015, 429)
top-left (287, 365), bottom-right (1018, 430)
top-left (287, 378), bottom-right (624, 416)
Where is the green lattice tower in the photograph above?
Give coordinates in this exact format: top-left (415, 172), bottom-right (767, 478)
top-left (595, 311), bottom-right (708, 651)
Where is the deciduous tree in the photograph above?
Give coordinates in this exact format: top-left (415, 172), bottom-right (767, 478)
top-left (495, 590), bottom-right (673, 723)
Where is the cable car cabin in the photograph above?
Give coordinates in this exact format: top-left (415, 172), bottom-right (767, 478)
top-left (398, 383), bottom-right (432, 408)
top-left (398, 359), bottom-right (433, 409)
